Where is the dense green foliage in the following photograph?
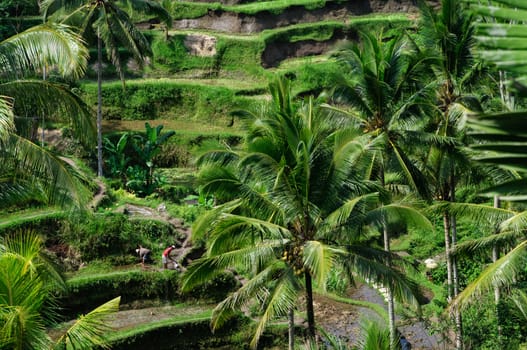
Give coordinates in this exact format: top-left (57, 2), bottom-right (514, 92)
top-left (7, 0), bottom-right (527, 348)
top-left (79, 80), bottom-right (251, 120)
top-left (62, 269), bottom-right (238, 316)
top-left (59, 213), bottom-right (178, 261)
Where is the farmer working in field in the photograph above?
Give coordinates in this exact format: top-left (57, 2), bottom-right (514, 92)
top-left (136, 246), bottom-right (152, 267)
top-left (162, 245), bottom-right (179, 269)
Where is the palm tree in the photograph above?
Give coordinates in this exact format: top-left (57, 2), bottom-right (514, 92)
top-left (328, 30), bottom-right (431, 346)
top-left (415, 0), bottom-right (494, 346)
top-left (453, 108), bottom-right (527, 312)
top-left (0, 22), bottom-right (95, 209)
top-left (41, 0), bottom-right (172, 177)
top-left (182, 77), bottom-right (430, 348)
top-left (0, 231), bottom-right (120, 350)
top-left (445, 0), bottom-right (527, 343)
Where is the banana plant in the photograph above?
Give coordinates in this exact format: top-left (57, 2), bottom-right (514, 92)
top-left (130, 122), bottom-right (175, 193)
top-left (103, 133), bottom-right (130, 184)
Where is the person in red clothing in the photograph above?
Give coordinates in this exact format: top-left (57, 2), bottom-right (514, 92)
top-left (162, 245), bottom-right (178, 269)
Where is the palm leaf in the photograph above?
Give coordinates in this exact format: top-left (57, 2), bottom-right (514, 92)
top-left (5, 134), bottom-right (90, 208)
top-left (54, 296), bottom-right (120, 350)
top-left (181, 239), bottom-right (284, 292)
top-left (211, 261), bottom-right (294, 333)
top-left (345, 249), bottom-right (423, 306)
top-left (0, 96), bottom-right (14, 142)
top-left (452, 230), bottom-right (519, 257)
top-left (303, 241), bottom-right (344, 289)
top-left (249, 274), bottom-right (298, 349)
top-left (427, 201), bottom-right (514, 224)
top-left (511, 290), bottom-right (527, 322)
top-left (367, 202), bottom-right (433, 232)
top-left (0, 22), bottom-right (87, 79)
top-left (3, 80), bottom-right (95, 146)
top-left (452, 240), bottom-right (527, 310)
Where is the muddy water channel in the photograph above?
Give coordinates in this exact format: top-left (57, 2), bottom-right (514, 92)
top-left (315, 283), bottom-right (442, 350)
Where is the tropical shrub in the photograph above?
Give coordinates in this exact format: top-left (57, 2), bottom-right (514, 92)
top-left (152, 34), bottom-right (212, 73)
top-left (62, 270), bottom-right (238, 317)
top-left (79, 81), bottom-right (240, 120)
top-left (63, 270), bottom-right (179, 316)
top-left (59, 213), bottom-right (177, 262)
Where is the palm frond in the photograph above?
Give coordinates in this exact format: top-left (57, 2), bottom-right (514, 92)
top-left (0, 22), bottom-right (87, 79)
top-left (0, 96), bottom-right (14, 142)
top-left (500, 210), bottom-right (527, 232)
top-left (211, 261), bottom-right (292, 330)
top-left (249, 274), bottom-right (298, 349)
top-left (125, 0), bottom-right (172, 27)
top-left (181, 239), bottom-right (284, 292)
top-left (5, 134), bottom-right (90, 209)
top-left (3, 80), bottom-right (95, 146)
top-left (427, 201), bottom-right (514, 223)
top-left (452, 240), bottom-right (527, 310)
top-left (345, 247), bottom-right (423, 306)
top-left (367, 202), bottom-right (433, 232)
top-left (318, 193), bottom-right (379, 237)
top-left (452, 230), bottom-right (519, 257)
top-left (303, 241), bottom-right (344, 290)
top-left (511, 289), bottom-right (527, 322)
top-left (54, 296), bottom-right (120, 350)
top-left (191, 200), bottom-right (241, 241)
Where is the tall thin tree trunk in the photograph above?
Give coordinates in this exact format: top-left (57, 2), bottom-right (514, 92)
top-left (304, 270), bottom-right (316, 340)
top-left (383, 222), bottom-right (396, 348)
top-left (450, 175), bottom-right (462, 350)
top-left (493, 195), bottom-right (502, 341)
top-left (288, 308), bottom-right (295, 350)
top-left (380, 169), bottom-right (396, 348)
top-left (451, 215), bottom-right (463, 350)
top-left (41, 65), bottom-right (46, 147)
top-left (443, 212), bottom-right (453, 301)
top-left (97, 30), bottom-right (103, 177)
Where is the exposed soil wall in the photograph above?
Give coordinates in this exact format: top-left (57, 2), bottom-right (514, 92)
top-left (261, 28), bottom-right (357, 67)
top-left (173, 0), bottom-right (421, 34)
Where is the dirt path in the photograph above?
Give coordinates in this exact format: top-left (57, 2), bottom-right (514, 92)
top-left (316, 284), bottom-right (442, 350)
top-left (119, 203), bottom-right (193, 267)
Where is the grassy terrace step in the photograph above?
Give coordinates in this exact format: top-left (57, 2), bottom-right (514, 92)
top-left (0, 207), bottom-right (65, 231)
top-left (171, 0), bottom-right (338, 19)
top-left (79, 79), bottom-right (264, 121)
top-left (81, 77), bottom-right (266, 93)
top-left (169, 14), bottom-right (411, 39)
top-left (102, 119), bottom-right (244, 134)
top-left (107, 306), bottom-right (212, 342)
top-left (168, 0), bottom-right (418, 20)
top-left (48, 303), bottom-right (217, 348)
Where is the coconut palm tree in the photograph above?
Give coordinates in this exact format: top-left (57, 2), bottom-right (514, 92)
top-left (453, 111), bottom-right (527, 312)
top-left (0, 231), bottom-right (120, 350)
top-left (182, 77), bottom-right (430, 348)
top-left (41, 0), bottom-right (172, 177)
top-left (0, 22), bottom-right (94, 209)
top-left (415, 0), bottom-right (496, 345)
top-left (328, 30), bottom-right (432, 346)
top-left (444, 0), bottom-right (527, 344)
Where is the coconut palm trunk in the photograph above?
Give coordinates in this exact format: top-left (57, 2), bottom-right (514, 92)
top-left (451, 215), bottom-right (462, 349)
top-left (443, 212), bottom-right (454, 300)
top-left (449, 173), bottom-right (462, 350)
top-left (288, 308), bottom-right (295, 350)
top-left (97, 31), bottom-right (103, 177)
top-left (305, 270), bottom-right (316, 340)
top-left (493, 195), bottom-right (502, 341)
top-left (383, 222), bottom-right (397, 348)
